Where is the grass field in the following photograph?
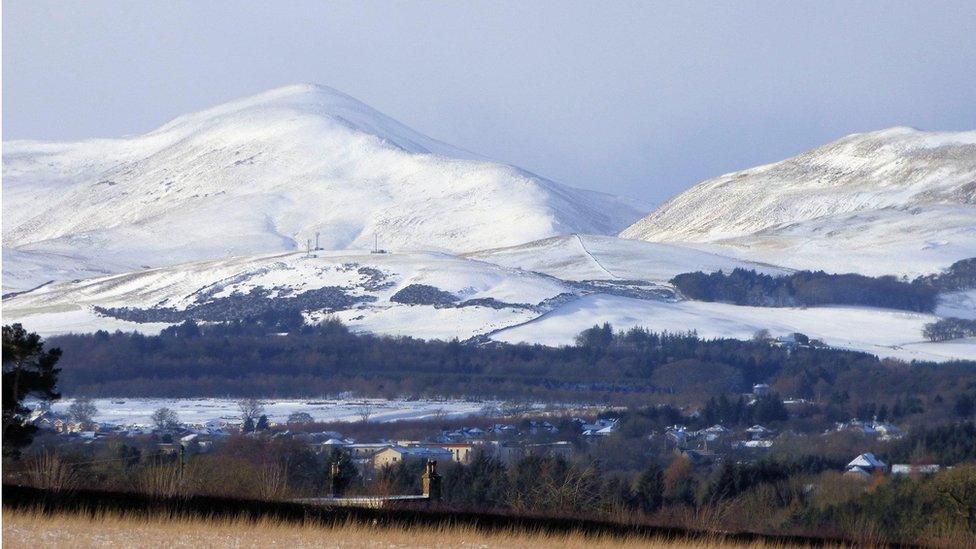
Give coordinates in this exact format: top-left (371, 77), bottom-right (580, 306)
top-left (2, 508), bottom-right (840, 548)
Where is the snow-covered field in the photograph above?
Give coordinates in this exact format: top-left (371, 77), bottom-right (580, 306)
top-left (49, 397), bottom-right (495, 427)
top-left (491, 294), bottom-right (976, 362)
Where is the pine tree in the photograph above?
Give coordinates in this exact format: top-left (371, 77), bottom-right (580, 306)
top-left (3, 324), bottom-right (62, 458)
top-left (631, 462), bottom-right (664, 513)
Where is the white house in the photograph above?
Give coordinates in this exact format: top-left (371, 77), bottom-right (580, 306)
top-left (845, 452), bottom-right (888, 477)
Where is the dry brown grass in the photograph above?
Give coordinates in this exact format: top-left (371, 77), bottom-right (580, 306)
top-left (2, 507), bottom-right (842, 549)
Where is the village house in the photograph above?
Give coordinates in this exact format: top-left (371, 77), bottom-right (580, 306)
top-left (845, 452), bottom-right (888, 478)
top-left (579, 418), bottom-right (618, 437)
top-left (698, 424), bottom-right (733, 441)
top-left (373, 446), bottom-right (453, 469)
top-left (486, 441), bottom-right (524, 465)
top-left (834, 420), bottom-right (904, 441)
top-left (437, 426), bottom-right (488, 443)
top-left (525, 420), bottom-right (558, 435)
top-left (428, 442), bottom-right (479, 464)
top-left (745, 424), bottom-right (775, 440)
top-left (733, 439), bottom-right (773, 449)
top-left (488, 424), bottom-right (517, 437)
top-left (524, 441), bottom-right (573, 461)
top-left (319, 438), bottom-right (352, 454)
top-left (665, 426), bottom-right (690, 449)
top-left (298, 430), bottom-right (345, 444)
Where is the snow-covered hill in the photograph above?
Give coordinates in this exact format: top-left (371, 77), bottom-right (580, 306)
top-left (2, 84), bottom-right (644, 292)
top-left (621, 127), bottom-right (976, 277)
top-left (1, 250), bottom-right (577, 340)
top-left (4, 245), bottom-right (973, 362)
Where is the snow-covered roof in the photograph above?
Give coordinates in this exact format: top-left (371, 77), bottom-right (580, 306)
top-left (381, 446), bottom-right (453, 458)
top-left (847, 452), bottom-right (886, 470)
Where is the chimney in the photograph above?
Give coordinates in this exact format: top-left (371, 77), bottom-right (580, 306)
top-left (422, 459), bottom-right (442, 502)
top-left (330, 461), bottom-right (343, 498)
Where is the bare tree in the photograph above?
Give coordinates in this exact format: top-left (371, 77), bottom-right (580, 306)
top-left (257, 460), bottom-right (289, 500)
top-left (25, 451), bottom-right (78, 492)
top-left (68, 397), bottom-right (98, 425)
top-left (238, 398), bottom-right (265, 424)
top-left (138, 462), bottom-right (186, 498)
top-left (357, 402), bottom-right (373, 423)
top-left (150, 407), bottom-right (180, 430)
top-left (501, 400), bottom-right (531, 418)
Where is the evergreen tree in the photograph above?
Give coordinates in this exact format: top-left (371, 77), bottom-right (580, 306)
top-left (955, 394), bottom-right (975, 418)
top-left (752, 393), bottom-right (788, 423)
top-left (631, 462), bottom-right (664, 513)
top-left (2, 324), bottom-right (62, 458)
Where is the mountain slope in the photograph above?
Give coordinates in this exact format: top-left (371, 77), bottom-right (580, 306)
top-left (2, 84), bottom-right (644, 292)
top-left (466, 234), bottom-right (790, 282)
top-left (621, 127), bottom-right (976, 276)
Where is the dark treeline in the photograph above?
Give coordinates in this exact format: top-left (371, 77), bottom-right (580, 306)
top-left (671, 269), bottom-right (938, 311)
top-left (41, 319), bottom-right (976, 426)
top-left (671, 257), bottom-right (976, 312)
top-left (52, 319), bottom-right (784, 398)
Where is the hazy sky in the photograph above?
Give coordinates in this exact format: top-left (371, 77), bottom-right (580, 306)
top-left (4, 1), bottom-right (976, 203)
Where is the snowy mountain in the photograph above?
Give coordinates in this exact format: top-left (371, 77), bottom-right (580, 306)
top-left (4, 91), bottom-right (973, 363)
top-left (621, 127), bottom-right (976, 276)
top-left (2, 84), bottom-right (644, 292)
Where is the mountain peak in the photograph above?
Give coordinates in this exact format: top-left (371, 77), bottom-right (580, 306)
top-left (147, 83), bottom-right (475, 157)
top-left (621, 127), bottom-right (976, 276)
top-left (2, 86), bottom-right (645, 291)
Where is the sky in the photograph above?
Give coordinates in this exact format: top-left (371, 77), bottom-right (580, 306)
top-left (3, 1), bottom-right (976, 204)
